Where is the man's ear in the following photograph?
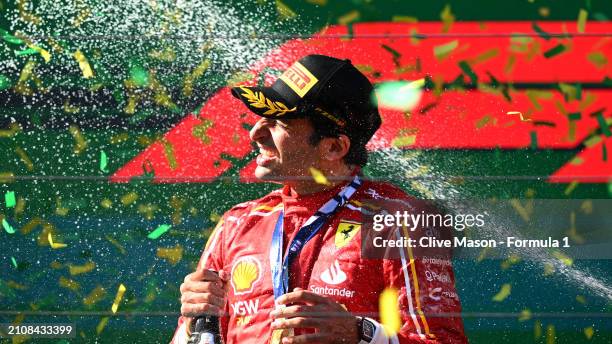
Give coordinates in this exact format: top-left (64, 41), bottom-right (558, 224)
top-left (320, 135), bottom-right (351, 162)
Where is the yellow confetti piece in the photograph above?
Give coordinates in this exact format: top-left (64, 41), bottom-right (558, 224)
top-left (120, 192), bottom-right (138, 206)
top-left (157, 245), bottom-right (183, 265)
top-left (379, 287), bottom-right (401, 336)
top-left (306, 0), bottom-right (327, 5)
top-left (507, 111), bottom-right (531, 122)
top-left (68, 125), bottom-right (88, 154)
top-left (161, 138), bottom-right (179, 170)
top-left (50, 261), bottom-right (63, 269)
top-left (577, 9), bottom-right (588, 33)
top-left (518, 309), bottom-right (532, 322)
top-left (534, 320), bottom-right (542, 339)
top-left (392, 135), bottom-right (417, 147)
top-left (392, 16), bottom-right (418, 23)
top-left (338, 10), bottom-right (360, 25)
top-left (73, 50), bottom-right (94, 79)
top-left (148, 47), bottom-right (176, 62)
top-left (468, 48), bottom-right (499, 65)
top-left (55, 197), bottom-right (69, 216)
top-left (501, 254), bottom-right (521, 270)
top-left (309, 167), bottom-right (331, 186)
top-left (83, 285), bottom-right (106, 306)
top-left (564, 180), bottom-right (579, 196)
top-left (587, 52), bottom-right (607, 69)
top-left (276, 0), bottom-right (296, 20)
top-left (552, 250), bottom-right (573, 266)
top-left (13, 147), bottom-right (33, 171)
top-left (182, 59), bottom-right (210, 97)
top-left (17, 0), bottom-right (42, 25)
top-left (48, 232), bottom-right (67, 249)
top-left (100, 198), bottom-right (113, 209)
top-left (405, 164), bottom-right (430, 178)
top-left (576, 295), bottom-right (587, 304)
top-left (584, 326), bottom-right (594, 339)
top-left (477, 247), bottom-right (491, 262)
top-left (226, 71), bottom-right (253, 87)
top-left (111, 283), bottom-right (126, 313)
top-left (96, 317), bottom-right (109, 335)
top-left (105, 235), bottom-right (126, 255)
top-left (543, 262), bottom-right (555, 276)
top-left (492, 283), bottom-right (511, 302)
top-left (19, 217), bottom-right (42, 235)
top-left (439, 4), bottom-right (455, 33)
top-left (509, 199), bottom-right (532, 222)
top-left (6, 280), bottom-right (28, 290)
top-left (433, 40), bottom-right (458, 60)
top-left (59, 276), bottom-right (81, 292)
top-left (546, 324), bottom-right (556, 344)
top-left (68, 261), bottom-right (96, 276)
top-left (410, 181), bottom-right (435, 199)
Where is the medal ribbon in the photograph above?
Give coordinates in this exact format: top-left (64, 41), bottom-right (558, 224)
top-left (269, 175), bottom-right (362, 300)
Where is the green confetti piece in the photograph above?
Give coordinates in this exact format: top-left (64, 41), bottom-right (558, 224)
top-left (603, 77), bottom-right (612, 87)
top-left (595, 112), bottom-right (611, 137)
top-left (0, 74), bottom-right (11, 90)
top-left (433, 40), bottom-right (458, 60)
top-left (14, 48), bottom-right (39, 57)
top-left (458, 61), bottom-right (478, 84)
top-left (100, 151), bottom-right (108, 172)
top-left (603, 142), bottom-right (608, 162)
top-left (381, 44), bottom-right (401, 66)
top-left (147, 224), bottom-right (171, 239)
top-left (2, 218), bottom-right (15, 234)
top-left (5, 191), bottom-right (16, 208)
top-left (608, 182), bottom-right (612, 196)
top-left (11, 257), bottom-right (17, 268)
top-left (532, 22), bottom-right (551, 40)
top-left (568, 112), bottom-right (581, 121)
top-left (543, 44), bottom-right (567, 59)
top-left (1, 31), bottom-right (24, 45)
top-left (530, 131), bottom-right (538, 150)
top-left (577, 9), bottom-right (588, 33)
top-left (130, 65), bottom-right (149, 87)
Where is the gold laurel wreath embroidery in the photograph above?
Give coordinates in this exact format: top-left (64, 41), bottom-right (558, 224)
top-left (239, 86), bottom-right (296, 116)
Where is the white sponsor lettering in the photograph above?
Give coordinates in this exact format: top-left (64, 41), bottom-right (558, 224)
top-left (230, 299), bottom-right (260, 316)
top-left (424, 270), bottom-right (451, 284)
top-left (309, 285), bottom-right (355, 298)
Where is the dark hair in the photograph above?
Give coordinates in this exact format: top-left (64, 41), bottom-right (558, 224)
top-left (307, 115), bottom-right (369, 167)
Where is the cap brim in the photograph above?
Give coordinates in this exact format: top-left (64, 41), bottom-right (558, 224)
top-left (231, 85), bottom-right (301, 119)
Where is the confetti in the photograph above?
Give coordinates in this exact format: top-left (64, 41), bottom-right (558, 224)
top-left (5, 191), bottom-right (16, 208)
top-left (59, 276), bottom-right (81, 292)
top-left (379, 287), bottom-right (401, 336)
top-left (129, 65), bottom-right (149, 87)
top-left (338, 10), bottom-right (360, 25)
top-left (15, 147), bottom-right (34, 171)
top-left (105, 235), bottom-right (126, 255)
top-left (156, 245), bottom-right (183, 265)
top-left (121, 192), bottom-right (138, 206)
top-left (594, 112), bottom-right (611, 137)
top-left (309, 167), bottom-right (331, 186)
top-left (546, 324), bottom-right (555, 344)
top-left (534, 320), bottom-right (543, 339)
top-left (83, 285), bottom-right (106, 306)
top-left (530, 131), bottom-right (538, 150)
top-left (587, 52), bottom-right (607, 69)
top-left (381, 44), bottom-right (401, 67)
top-left (552, 250), bottom-right (573, 266)
top-left (182, 59), bottom-right (210, 97)
top-left (48, 232), bottom-right (67, 249)
top-left (543, 44), bottom-right (567, 59)
top-left (69, 125), bottom-right (88, 154)
top-left (392, 16), bottom-right (418, 23)
top-left (0, 74), bottom-right (11, 90)
top-left (111, 283), bottom-right (126, 313)
top-left (518, 309), bottom-right (532, 322)
top-left (148, 224), bottom-right (171, 239)
top-left (492, 283), bottom-right (511, 302)
top-left (458, 61), bottom-right (478, 84)
top-left (69, 261), bottom-right (96, 275)
top-left (96, 317), bottom-right (109, 335)
top-left (433, 40), bottom-right (458, 60)
top-left (507, 111), bottom-right (531, 122)
top-left (392, 135), bottom-right (417, 147)
top-left (192, 119), bottom-right (214, 145)
top-left (276, 0), bottom-right (296, 20)
top-left (161, 138), bottom-right (179, 170)
top-left (2, 218), bottom-right (16, 234)
top-left (564, 180), bottom-right (579, 195)
top-left (73, 50), bottom-right (94, 78)
top-left (584, 326), bottom-right (594, 339)
top-left (439, 4), bottom-right (455, 33)
top-left (99, 151), bottom-right (108, 172)
top-left (375, 80), bottom-right (424, 112)
top-left (532, 22), bottom-right (551, 40)
top-left (576, 295), bottom-right (587, 304)
top-left (11, 257), bottom-right (18, 268)
top-left (577, 9), bottom-right (588, 33)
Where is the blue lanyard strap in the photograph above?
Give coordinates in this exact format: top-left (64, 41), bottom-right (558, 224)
top-left (270, 175), bottom-right (362, 300)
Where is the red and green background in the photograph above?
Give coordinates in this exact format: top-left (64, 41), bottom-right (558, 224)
top-left (0, 0), bottom-right (611, 342)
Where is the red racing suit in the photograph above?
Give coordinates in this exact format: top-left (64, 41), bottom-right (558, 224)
top-left (171, 178), bottom-right (467, 343)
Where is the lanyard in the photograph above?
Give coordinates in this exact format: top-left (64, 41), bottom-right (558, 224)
top-left (269, 175), bottom-right (362, 300)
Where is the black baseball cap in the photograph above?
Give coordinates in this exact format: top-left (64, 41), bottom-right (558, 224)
top-left (231, 54), bottom-right (381, 143)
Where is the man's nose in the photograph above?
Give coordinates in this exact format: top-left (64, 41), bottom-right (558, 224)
top-left (249, 118), bottom-right (270, 143)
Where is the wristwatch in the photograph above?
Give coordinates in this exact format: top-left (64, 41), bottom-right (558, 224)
top-left (356, 316), bottom-right (375, 344)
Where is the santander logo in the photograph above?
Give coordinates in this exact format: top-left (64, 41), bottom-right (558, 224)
top-left (320, 260), bottom-right (347, 285)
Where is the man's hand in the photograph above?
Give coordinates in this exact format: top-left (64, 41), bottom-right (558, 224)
top-left (180, 269), bottom-right (227, 317)
top-left (269, 288), bottom-right (359, 344)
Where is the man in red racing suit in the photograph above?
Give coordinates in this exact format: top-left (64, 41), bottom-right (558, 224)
top-left (171, 54), bottom-right (467, 343)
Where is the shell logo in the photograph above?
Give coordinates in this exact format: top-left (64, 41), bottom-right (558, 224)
top-left (231, 256), bottom-right (262, 295)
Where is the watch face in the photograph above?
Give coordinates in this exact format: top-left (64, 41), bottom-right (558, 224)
top-left (361, 319), bottom-right (375, 341)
